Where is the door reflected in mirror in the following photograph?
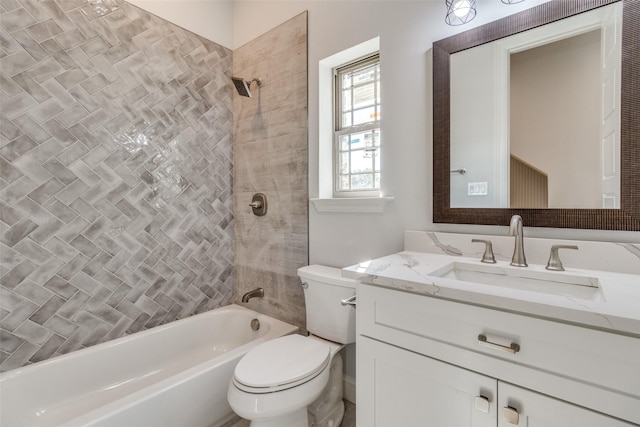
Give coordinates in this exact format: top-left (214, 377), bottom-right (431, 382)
top-left (449, 3), bottom-right (621, 209)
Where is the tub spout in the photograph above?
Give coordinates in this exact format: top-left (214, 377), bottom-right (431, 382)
top-left (241, 288), bottom-right (264, 303)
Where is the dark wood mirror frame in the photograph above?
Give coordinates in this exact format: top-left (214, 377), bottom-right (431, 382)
top-left (433, 0), bottom-right (639, 231)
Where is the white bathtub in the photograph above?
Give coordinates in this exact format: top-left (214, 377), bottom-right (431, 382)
top-left (0, 304), bottom-right (297, 427)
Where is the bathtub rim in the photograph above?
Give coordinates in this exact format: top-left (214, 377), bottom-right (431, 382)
top-left (0, 304), bottom-right (298, 427)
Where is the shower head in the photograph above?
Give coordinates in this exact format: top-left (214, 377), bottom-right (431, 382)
top-left (232, 77), bottom-right (262, 98)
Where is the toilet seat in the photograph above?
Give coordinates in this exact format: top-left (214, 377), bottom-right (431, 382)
top-left (232, 334), bottom-right (331, 394)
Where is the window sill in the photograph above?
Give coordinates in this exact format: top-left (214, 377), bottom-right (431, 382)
top-left (310, 197), bottom-right (394, 213)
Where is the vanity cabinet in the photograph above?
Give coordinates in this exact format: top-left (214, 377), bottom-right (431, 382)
top-left (356, 284), bottom-right (640, 426)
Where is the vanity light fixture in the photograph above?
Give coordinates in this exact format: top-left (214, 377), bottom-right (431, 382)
top-left (445, 0), bottom-right (477, 26)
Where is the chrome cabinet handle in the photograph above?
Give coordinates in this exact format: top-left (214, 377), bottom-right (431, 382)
top-left (503, 406), bottom-right (520, 424)
top-left (341, 295), bottom-right (356, 308)
top-left (478, 334), bottom-right (520, 354)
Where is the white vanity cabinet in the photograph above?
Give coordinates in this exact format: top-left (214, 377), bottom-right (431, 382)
top-left (356, 284), bottom-right (640, 427)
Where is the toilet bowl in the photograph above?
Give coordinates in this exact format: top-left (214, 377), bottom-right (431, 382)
top-left (227, 265), bottom-right (356, 427)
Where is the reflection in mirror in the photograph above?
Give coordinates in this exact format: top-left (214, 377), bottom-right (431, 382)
top-left (449, 4), bottom-right (621, 209)
top-left (432, 0), bottom-right (640, 230)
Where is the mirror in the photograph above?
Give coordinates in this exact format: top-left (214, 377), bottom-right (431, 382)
top-left (433, 0), bottom-right (640, 230)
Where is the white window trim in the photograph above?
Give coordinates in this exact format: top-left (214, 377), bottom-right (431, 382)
top-left (310, 196), bottom-right (393, 213)
top-left (316, 37), bottom-right (394, 213)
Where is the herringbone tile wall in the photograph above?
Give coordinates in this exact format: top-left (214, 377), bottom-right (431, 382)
top-left (0, 0), bottom-right (235, 372)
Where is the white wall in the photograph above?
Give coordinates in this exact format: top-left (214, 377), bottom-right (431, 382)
top-left (126, 0), bottom-right (234, 49)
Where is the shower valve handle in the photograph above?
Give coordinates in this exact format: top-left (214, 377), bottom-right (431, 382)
top-left (249, 193), bottom-right (267, 216)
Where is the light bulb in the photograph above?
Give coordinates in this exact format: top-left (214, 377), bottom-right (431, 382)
top-left (453, 0), bottom-right (472, 18)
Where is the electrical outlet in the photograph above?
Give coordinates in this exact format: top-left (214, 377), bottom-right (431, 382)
top-left (468, 182), bottom-right (488, 196)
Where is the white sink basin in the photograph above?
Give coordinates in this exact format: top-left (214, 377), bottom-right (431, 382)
top-left (429, 262), bottom-right (602, 299)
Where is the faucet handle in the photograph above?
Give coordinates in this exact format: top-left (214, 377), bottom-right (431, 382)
top-left (471, 239), bottom-right (497, 264)
top-left (546, 245), bottom-right (578, 271)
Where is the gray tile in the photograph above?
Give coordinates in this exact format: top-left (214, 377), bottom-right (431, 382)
top-left (11, 114), bottom-right (51, 143)
top-left (29, 218), bottom-right (64, 245)
top-left (28, 178), bottom-right (64, 204)
top-left (43, 275), bottom-right (78, 299)
top-left (67, 85), bottom-right (100, 113)
top-left (26, 18), bottom-right (64, 43)
top-left (79, 36), bottom-right (110, 57)
top-left (0, 8), bottom-right (36, 33)
top-left (1, 258), bottom-right (37, 292)
top-left (0, 298), bottom-right (39, 331)
top-left (42, 158), bottom-right (78, 185)
top-left (69, 197), bottom-right (100, 221)
top-left (42, 118), bottom-right (78, 146)
top-left (56, 141), bottom-right (89, 166)
top-left (0, 340), bottom-right (38, 371)
top-left (55, 68), bottom-right (88, 90)
top-left (29, 57), bottom-right (66, 84)
top-left (0, 156), bottom-right (23, 183)
top-left (28, 99), bottom-right (66, 126)
top-left (13, 196), bottom-right (54, 223)
top-left (13, 237), bottom-right (53, 264)
top-left (0, 200), bottom-right (21, 226)
top-left (29, 295), bottom-right (66, 325)
top-left (28, 256), bottom-right (64, 285)
top-left (0, 218), bottom-right (38, 248)
top-left (29, 333), bottom-right (64, 362)
top-left (0, 91), bottom-right (36, 119)
top-left (13, 279), bottom-right (54, 305)
top-left (41, 79), bottom-right (76, 108)
top-left (42, 236), bottom-right (77, 262)
top-left (0, 133), bottom-right (37, 161)
top-left (12, 72), bottom-right (52, 103)
top-left (55, 215), bottom-right (89, 242)
top-left (0, 114), bottom-right (22, 140)
top-left (55, 28), bottom-right (87, 50)
top-left (68, 234), bottom-right (101, 259)
top-left (42, 197), bottom-right (78, 223)
top-left (66, 46), bottom-right (97, 75)
top-left (43, 315), bottom-right (78, 339)
top-left (10, 28), bottom-right (48, 61)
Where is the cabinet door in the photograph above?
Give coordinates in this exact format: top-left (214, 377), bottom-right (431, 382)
top-left (358, 336), bottom-right (497, 427)
top-left (498, 382), bottom-right (636, 427)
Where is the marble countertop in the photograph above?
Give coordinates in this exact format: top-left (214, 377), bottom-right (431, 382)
top-left (344, 251), bottom-right (640, 336)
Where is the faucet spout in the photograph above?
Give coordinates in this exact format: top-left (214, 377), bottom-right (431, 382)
top-left (508, 215), bottom-right (528, 267)
top-left (241, 288), bottom-right (264, 303)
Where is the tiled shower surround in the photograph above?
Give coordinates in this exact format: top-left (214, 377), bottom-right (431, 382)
top-left (0, 0), bottom-right (235, 371)
top-left (232, 13), bottom-right (309, 333)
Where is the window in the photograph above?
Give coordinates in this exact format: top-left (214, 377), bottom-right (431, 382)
top-left (334, 54), bottom-right (381, 196)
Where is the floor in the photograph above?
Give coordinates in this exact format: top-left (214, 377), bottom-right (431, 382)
top-left (226, 400), bottom-right (356, 427)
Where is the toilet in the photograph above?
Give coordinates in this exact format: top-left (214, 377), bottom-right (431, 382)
top-left (227, 265), bottom-right (356, 427)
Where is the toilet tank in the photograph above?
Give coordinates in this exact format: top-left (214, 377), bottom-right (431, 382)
top-left (298, 265), bottom-right (357, 345)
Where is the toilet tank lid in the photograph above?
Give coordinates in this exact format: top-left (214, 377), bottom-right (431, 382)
top-left (297, 265), bottom-right (356, 288)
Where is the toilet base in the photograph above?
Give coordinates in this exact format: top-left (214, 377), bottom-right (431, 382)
top-left (249, 407), bottom-right (308, 427)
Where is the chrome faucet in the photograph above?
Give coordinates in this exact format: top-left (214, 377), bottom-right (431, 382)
top-left (241, 288), bottom-right (264, 303)
top-left (508, 215), bottom-right (527, 267)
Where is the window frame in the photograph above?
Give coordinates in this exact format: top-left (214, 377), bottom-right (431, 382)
top-left (333, 53), bottom-right (381, 198)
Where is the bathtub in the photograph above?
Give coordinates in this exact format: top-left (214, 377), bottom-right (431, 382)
top-left (0, 304), bottom-right (297, 427)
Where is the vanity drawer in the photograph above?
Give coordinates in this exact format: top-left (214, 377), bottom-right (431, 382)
top-left (357, 284), bottom-right (640, 400)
